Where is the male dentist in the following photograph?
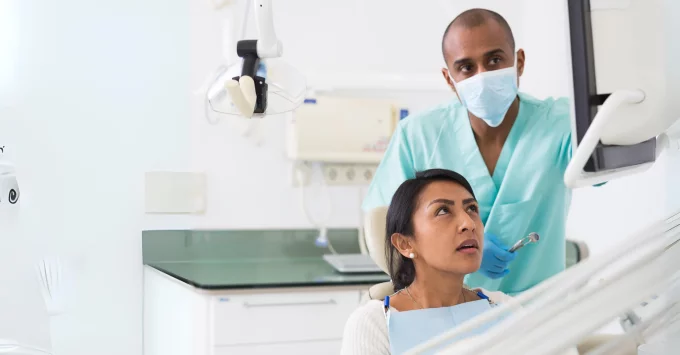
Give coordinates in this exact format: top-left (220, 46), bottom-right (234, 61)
top-left (363, 8), bottom-right (575, 295)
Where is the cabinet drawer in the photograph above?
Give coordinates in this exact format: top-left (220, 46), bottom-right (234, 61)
top-left (211, 290), bottom-right (360, 346)
top-left (214, 340), bottom-right (341, 355)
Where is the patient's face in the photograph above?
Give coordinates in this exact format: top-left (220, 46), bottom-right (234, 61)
top-left (411, 181), bottom-right (484, 275)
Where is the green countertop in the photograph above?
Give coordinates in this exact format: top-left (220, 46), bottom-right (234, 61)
top-left (143, 229), bottom-right (390, 289)
top-left (143, 229), bottom-right (582, 290)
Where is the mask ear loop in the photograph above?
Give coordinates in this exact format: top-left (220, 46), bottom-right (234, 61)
top-left (447, 68), bottom-right (459, 90)
top-left (446, 68), bottom-right (463, 105)
top-left (513, 51), bottom-right (520, 87)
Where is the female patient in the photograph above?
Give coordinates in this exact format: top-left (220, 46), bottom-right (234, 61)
top-left (341, 169), bottom-right (510, 354)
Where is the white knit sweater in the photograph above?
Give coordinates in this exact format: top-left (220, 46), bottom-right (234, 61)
top-left (340, 289), bottom-right (579, 355)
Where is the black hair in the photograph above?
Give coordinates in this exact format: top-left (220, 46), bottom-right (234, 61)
top-left (441, 8), bottom-right (516, 63)
top-left (385, 169), bottom-right (476, 292)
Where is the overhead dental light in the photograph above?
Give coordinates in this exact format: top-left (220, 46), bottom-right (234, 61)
top-left (206, 0), bottom-right (306, 118)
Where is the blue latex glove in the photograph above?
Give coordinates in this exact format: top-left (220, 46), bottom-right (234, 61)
top-left (480, 232), bottom-right (516, 279)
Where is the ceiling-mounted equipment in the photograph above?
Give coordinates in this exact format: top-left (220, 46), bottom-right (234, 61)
top-left (206, 0), bottom-right (306, 118)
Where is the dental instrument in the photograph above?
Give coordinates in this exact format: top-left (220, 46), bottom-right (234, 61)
top-left (508, 232), bottom-right (540, 253)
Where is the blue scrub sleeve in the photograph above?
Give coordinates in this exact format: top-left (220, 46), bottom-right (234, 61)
top-left (561, 131), bottom-right (573, 167)
top-left (553, 97), bottom-right (574, 170)
top-left (362, 123), bottom-right (417, 211)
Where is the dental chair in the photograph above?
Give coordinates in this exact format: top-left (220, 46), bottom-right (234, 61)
top-left (361, 206), bottom-right (636, 355)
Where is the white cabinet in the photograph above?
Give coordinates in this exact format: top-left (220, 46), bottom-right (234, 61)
top-left (211, 291), bottom-right (360, 347)
top-left (144, 266), bottom-right (367, 355)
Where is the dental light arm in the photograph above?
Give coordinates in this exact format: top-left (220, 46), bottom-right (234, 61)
top-left (225, 0), bottom-right (282, 118)
top-left (254, 0), bottom-right (282, 58)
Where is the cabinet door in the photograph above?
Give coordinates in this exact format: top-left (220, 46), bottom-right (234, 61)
top-left (211, 290), bottom-right (360, 346)
top-left (213, 340), bottom-right (342, 355)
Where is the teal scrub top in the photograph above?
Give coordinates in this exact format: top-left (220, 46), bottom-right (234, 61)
top-left (363, 92), bottom-right (573, 295)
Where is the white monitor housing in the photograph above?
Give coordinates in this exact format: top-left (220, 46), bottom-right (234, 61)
top-left (564, 0), bottom-right (680, 188)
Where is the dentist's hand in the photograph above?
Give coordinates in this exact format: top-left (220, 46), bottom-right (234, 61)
top-left (480, 232), bottom-right (516, 279)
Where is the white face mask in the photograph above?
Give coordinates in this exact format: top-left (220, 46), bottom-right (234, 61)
top-left (449, 57), bottom-right (519, 127)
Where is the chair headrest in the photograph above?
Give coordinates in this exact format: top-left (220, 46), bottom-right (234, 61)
top-left (364, 206), bottom-right (398, 275)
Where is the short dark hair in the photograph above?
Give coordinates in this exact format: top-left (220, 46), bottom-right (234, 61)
top-left (385, 169), bottom-right (476, 291)
top-left (441, 8), bottom-right (516, 63)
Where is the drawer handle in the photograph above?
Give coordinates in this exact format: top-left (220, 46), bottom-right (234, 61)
top-left (242, 299), bottom-right (337, 308)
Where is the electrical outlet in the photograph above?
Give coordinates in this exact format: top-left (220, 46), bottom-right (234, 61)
top-left (323, 164), bottom-right (377, 185)
top-left (359, 165), bottom-right (377, 183)
top-left (291, 162), bottom-right (312, 187)
top-left (323, 164), bottom-right (343, 185)
top-left (353, 164), bottom-right (377, 184)
top-left (345, 165), bottom-right (357, 182)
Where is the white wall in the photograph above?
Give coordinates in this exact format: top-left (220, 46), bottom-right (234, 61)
top-left (518, 0), bottom-right (573, 99)
top-left (1, 0), bottom-right (678, 354)
top-left (1, 0), bottom-right (191, 353)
